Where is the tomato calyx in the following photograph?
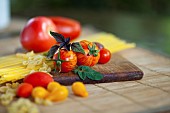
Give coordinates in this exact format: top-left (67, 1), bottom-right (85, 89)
top-left (88, 44), bottom-right (100, 57)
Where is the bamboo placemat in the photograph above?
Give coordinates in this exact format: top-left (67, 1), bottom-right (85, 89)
top-left (0, 18), bottom-right (170, 113)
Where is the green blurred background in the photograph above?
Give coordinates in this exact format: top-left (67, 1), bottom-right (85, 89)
top-left (11, 0), bottom-right (170, 57)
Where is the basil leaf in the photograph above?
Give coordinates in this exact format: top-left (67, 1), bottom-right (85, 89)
top-left (85, 71), bottom-right (95, 80)
top-left (73, 66), bottom-right (103, 81)
top-left (78, 71), bottom-right (86, 80)
top-left (47, 45), bottom-right (59, 58)
top-left (81, 66), bottom-right (91, 71)
top-left (59, 42), bottom-right (65, 49)
top-left (64, 37), bottom-right (70, 44)
top-left (50, 31), bottom-right (65, 43)
top-left (92, 71), bottom-right (103, 80)
top-left (64, 43), bottom-right (71, 51)
top-left (71, 42), bottom-right (85, 54)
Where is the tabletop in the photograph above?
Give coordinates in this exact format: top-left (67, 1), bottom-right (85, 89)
top-left (0, 18), bottom-right (170, 113)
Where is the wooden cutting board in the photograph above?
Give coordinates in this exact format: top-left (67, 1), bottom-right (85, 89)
top-left (52, 53), bottom-right (144, 85)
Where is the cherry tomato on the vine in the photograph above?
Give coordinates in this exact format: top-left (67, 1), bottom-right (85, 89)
top-left (98, 48), bottom-right (111, 64)
top-left (53, 49), bottom-right (77, 73)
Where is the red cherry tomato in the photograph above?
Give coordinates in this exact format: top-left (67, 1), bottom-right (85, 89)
top-left (76, 40), bottom-right (100, 66)
top-left (98, 48), bottom-right (111, 64)
top-left (53, 49), bottom-right (77, 73)
top-left (17, 83), bottom-right (33, 98)
top-left (24, 72), bottom-right (54, 87)
top-left (49, 16), bottom-right (81, 41)
top-left (20, 16), bottom-right (58, 53)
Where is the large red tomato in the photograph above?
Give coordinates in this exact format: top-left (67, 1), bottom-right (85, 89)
top-left (49, 16), bottom-right (81, 41)
top-left (53, 49), bottom-right (77, 73)
top-left (20, 16), bottom-right (58, 53)
top-left (76, 40), bottom-right (100, 66)
top-left (23, 72), bottom-right (54, 88)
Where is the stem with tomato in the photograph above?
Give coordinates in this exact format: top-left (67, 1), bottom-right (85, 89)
top-left (52, 49), bottom-right (67, 73)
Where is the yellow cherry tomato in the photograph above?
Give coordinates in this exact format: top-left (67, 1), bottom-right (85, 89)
top-left (46, 86), bottom-right (68, 101)
top-left (72, 82), bottom-right (88, 97)
top-left (47, 82), bottom-right (61, 92)
top-left (32, 86), bottom-right (49, 99)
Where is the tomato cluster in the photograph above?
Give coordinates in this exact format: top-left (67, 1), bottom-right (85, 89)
top-left (52, 40), bottom-right (111, 73)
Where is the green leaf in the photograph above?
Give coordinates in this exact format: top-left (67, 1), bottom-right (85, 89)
top-left (78, 71), bottom-right (86, 80)
top-left (84, 71), bottom-right (95, 80)
top-left (92, 71), bottom-right (103, 80)
top-left (81, 66), bottom-right (91, 71)
top-left (71, 42), bottom-right (85, 54)
top-left (73, 66), bottom-right (103, 81)
top-left (85, 70), bottom-right (103, 80)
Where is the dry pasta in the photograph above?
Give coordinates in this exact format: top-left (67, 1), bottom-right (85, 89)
top-left (0, 82), bottom-right (19, 106)
top-left (7, 98), bottom-right (39, 113)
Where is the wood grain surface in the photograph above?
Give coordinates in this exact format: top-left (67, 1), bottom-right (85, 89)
top-left (0, 18), bottom-right (170, 113)
top-left (52, 53), bottom-right (143, 85)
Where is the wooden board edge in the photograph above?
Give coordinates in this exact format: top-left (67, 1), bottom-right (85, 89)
top-left (52, 70), bottom-right (143, 85)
